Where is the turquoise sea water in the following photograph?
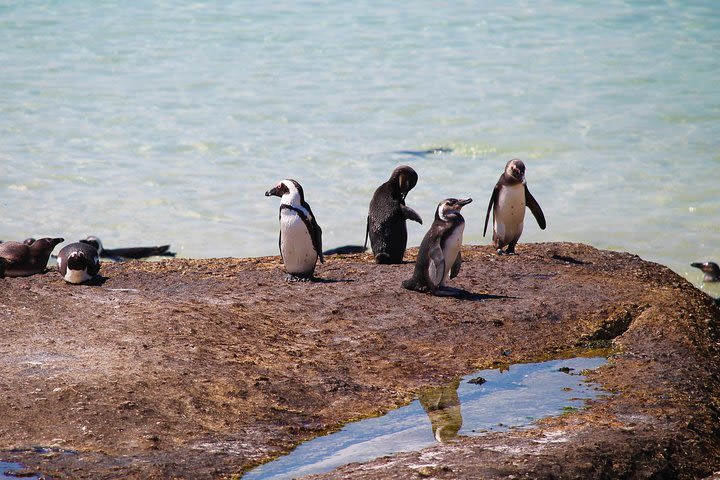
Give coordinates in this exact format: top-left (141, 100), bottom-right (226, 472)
top-left (1, 1), bottom-right (718, 290)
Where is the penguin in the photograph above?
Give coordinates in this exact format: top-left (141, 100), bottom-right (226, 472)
top-left (691, 261), bottom-right (720, 282)
top-left (57, 242), bottom-right (101, 284)
top-left (79, 236), bottom-right (176, 261)
top-left (322, 245), bottom-right (367, 256)
top-left (365, 165), bottom-right (423, 264)
top-left (402, 198), bottom-right (472, 296)
top-left (0, 237), bottom-right (64, 277)
top-left (265, 179), bottom-right (324, 282)
top-left (484, 159), bottom-right (546, 255)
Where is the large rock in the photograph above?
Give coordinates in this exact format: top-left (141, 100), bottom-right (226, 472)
top-left (0, 243), bottom-right (718, 479)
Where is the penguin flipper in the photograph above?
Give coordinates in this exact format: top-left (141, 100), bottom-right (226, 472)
top-left (299, 202), bottom-right (324, 264)
top-left (312, 219), bottom-right (324, 264)
top-left (524, 186), bottom-right (546, 230)
top-left (278, 231), bottom-right (284, 264)
top-left (450, 250), bottom-right (462, 279)
top-left (401, 205), bottom-right (423, 224)
top-left (484, 184), bottom-right (499, 237)
top-left (363, 215), bottom-right (370, 250)
top-left (427, 243), bottom-right (446, 292)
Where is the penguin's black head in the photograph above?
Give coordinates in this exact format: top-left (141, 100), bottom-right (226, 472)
top-left (390, 165), bottom-right (418, 199)
top-left (67, 250), bottom-right (90, 270)
top-left (265, 182), bottom-right (289, 198)
top-left (265, 179), bottom-right (305, 206)
top-left (80, 236), bottom-right (103, 252)
top-left (437, 198), bottom-right (472, 221)
top-left (30, 237), bottom-right (65, 255)
top-left (504, 159), bottom-right (526, 183)
top-left (691, 261), bottom-right (720, 280)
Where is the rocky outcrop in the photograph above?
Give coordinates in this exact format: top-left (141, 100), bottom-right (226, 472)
top-left (0, 243), bottom-right (718, 479)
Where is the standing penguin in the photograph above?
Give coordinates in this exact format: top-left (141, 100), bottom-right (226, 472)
top-left (265, 179), bottom-right (324, 282)
top-left (365, 165), bottom-right (423, 264)
top-left (484, 159), bottom-right (546, 255)
top-left (57, 242), bottom-right (101, 284)
top-left (0, 237), bottom-right (64, 277)
top-left (402, 198), bottom-right (472, 296)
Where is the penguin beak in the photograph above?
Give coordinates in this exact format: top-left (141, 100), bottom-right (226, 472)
top-left (458, 198), bottom-right (473, 207)
top-left (691, 262), bottom-right (704, 269)
top-left (265, 186), bottom-right (280, 197)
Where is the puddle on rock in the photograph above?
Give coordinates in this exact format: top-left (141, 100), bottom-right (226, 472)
top-left (243, 357), bottom-right (608, 480)
top-left (0, 461), bottom-right (45, 480)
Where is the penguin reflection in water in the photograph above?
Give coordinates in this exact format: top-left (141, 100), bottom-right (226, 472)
top-left (402, 198), bottom-right (472, 297)
top-left (365, 165), bottom-right (423, 264)
top-left (484, 159), bottom-right (546, 255)
top-left (57, 242), bottom-right (101, 284)
top-left (265, 179), bottom-right (324, 282)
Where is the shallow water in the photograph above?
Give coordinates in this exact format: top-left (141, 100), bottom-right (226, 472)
top-left (0, 461), bottom-right (43, 480)
top-left (243, 357), bottom-right (607, 480)
top-left (1, 1), bottom-right (718, 289)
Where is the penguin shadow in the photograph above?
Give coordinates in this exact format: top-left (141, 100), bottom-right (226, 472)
top-left (440, 287), bottom-right (516, 302)
top-left (308, 277), bottom-right (353, 284)
top-left (72, 275), bottom-right (109, 287)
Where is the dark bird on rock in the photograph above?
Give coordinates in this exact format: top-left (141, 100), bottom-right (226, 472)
top-left (365, 165), bottom-right (423, 264)
top-left (79, 236), bottom-right (176, 261)
top-left (691, 261), bottom-right (720, 283)
top-left (0, 237), bottom-right (64, 277)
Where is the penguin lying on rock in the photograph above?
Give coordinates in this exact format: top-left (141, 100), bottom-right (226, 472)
top-left (484, 159), bottom-right (546, 255)
top-left (57, 242), bottom-right (101, 284)
top-left (402, 198), bottom-right (472, 297)
top-left (265, 179), bottom-right (324, 282)
top-left (0, 237), bottom-right (64, 277)
top-left (79, 236), bottom-right (175, 261)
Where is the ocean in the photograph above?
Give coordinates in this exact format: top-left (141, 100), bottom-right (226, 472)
top-left (1, 1), bottom-right (718, 293)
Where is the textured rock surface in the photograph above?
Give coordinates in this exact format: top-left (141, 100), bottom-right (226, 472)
top-left (0, 243), bottom-right (718, 479)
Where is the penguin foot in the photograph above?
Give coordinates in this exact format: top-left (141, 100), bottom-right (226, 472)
top-left (375, 253), bottom-right (393, 264)
top-left (285, 274), bottom-right (311, 283)
top-left (401, 279), bottom-right (423, 291)
top-left (496, 248), bottom-right (505, 255)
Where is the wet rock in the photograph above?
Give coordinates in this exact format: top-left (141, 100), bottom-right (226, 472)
top-left (468, 376), bottom-right (487, 385)
top-left (0, 243), bottom-right (718, 479)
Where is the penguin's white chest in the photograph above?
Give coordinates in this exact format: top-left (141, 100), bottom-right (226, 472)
top-left (441, 223), bottom-right (464, 285)
top-left (63, 268), bottom-right (92, 284)
top-left (280, 208), bottom-right (317, 275)
top-left (494, 184), bottom-right (526, 242)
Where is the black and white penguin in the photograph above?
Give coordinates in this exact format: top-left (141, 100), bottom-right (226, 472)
top-left (483, 159), bottom-right (546, 255)
top-left (79, 236), bottom-right (176, 261)
top-left (57, 242), bottom-right (101, 284)
top-left (265, 179), bottom-right (324, 282)
top-left (691, 261), bottom-right (720, 283)
top-left (402, 198), bottom-right (472, 296)
top-left (365, 165), bottom-right (423, 264)
top-left (0, 237), bottom-right (64, 277)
